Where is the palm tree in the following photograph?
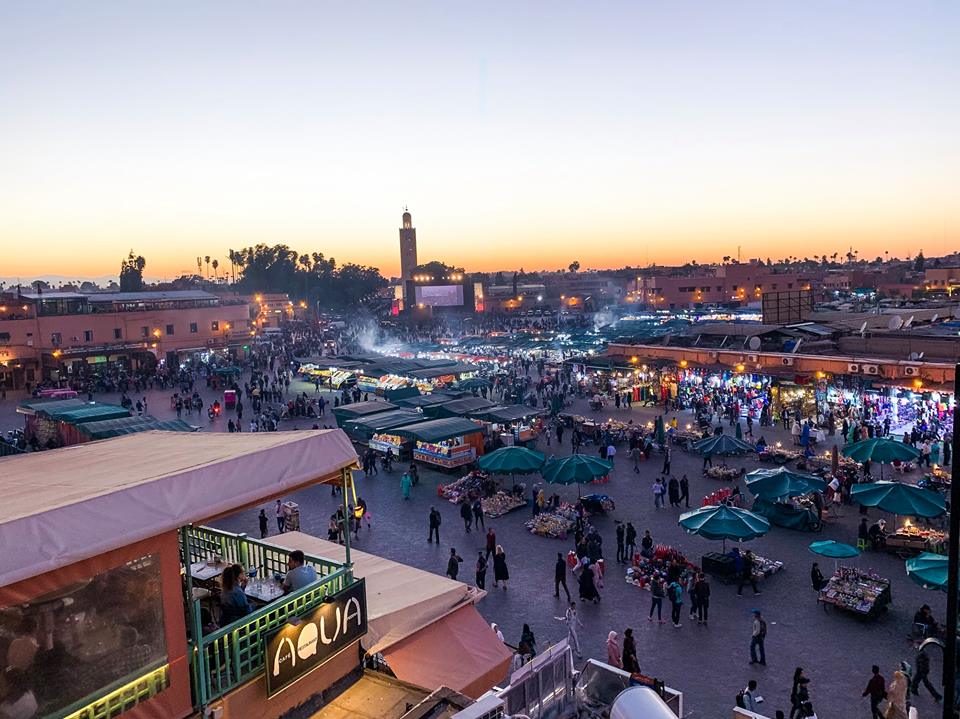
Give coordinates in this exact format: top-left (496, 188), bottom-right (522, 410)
top-left (204, 255), bottom-right (211, 278)
top-left (211, 258), bottom-right (219, 281)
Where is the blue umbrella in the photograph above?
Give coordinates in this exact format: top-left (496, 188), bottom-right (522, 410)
top-left (678, 505), bottom-right (771, 549)
top-left (542, 455), bottom-right (613, 495)
top-left (808, 540), bottom-right (860, 559)
top-left (693, 434), bottom-right (756, 457)
top-left (850, 481), bottom-right (946, 518)
top-left (905, 552), bottom-right (948, 591)
top-left (745, 467), bottom-right (827, 502)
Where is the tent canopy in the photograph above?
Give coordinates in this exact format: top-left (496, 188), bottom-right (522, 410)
top-left (392, 418), bottom-right (484, 443)
top-left (77, 415), bottom-right (195, 440)
top-left (395, 393), bottom-right (464, 408)
top-left (331, 400), bottom-right (397, 426)
top-left (470, 405), bottom-right (547, 423)
top-left (0, 430), bottom-right (358, 587)
top-left (16, 398), bottom-right (86, 416)
top-left (342, 409), bottom-right (424, 437)
top-left (423, 397), bottom-right (496, 419)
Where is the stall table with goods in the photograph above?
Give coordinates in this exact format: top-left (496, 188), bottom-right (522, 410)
top-left (526, 505), bottom-right (579, 539)
top-left (624, 545), bottom-right (698, 590)
top-left (758, 446), bottom-right (802, 464)
top-left (919, 466), bottom-right (952, 491)
top-left (438, 471), bottom-right (498, 504)
top-left (671, 429), bottom-right (705, 449)
top-left (751, 497), bottom-right (822, 532)
top-left (701, 487), bottom-right (742, 508)
top-left (704, 465), bottom-right (744, 481)
top-left (701, 551), bottom-right (783, 584)
top-left (818, 566), bottom-right (891, 618)
top-left (885, 524), bottom-right (947, 555)
top-left (482, 491), bottom-right (527, 518)
top-left (368, 432), bottom-right (407, 458)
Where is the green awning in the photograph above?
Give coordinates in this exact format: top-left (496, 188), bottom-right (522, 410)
top-left (423, 397), bottom-right (496, 419)
top-left (16, 398), bottom-right (85, 416)
top-left (331, 401), bottom-right (397, 427)
top-left (392, 417), bottom-right (485, 443)
top-left (395, 393), bottom-right (464, 408)
top-left (470, 405), bottom-right (547, 423)
top-left (47, 404), bottom-right (131, 423)
top-left (78, 416), bottom-right (196, 440)
top-left (342, 409), bottom-right (424, 439)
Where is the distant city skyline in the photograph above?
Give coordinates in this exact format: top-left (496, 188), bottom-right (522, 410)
top-left (2, 2), bottom-right (957, 279)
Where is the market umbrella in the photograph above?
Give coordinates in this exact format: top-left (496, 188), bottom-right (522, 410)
top-left (831, 445), bottom-right (839, 476)
top-left (905, 552), bottom-right (948, 591)
top-left (477, 446), bottom-right (545, 475)
top-left (850, 481), bottom-right (946, 518)
top-left (655, 416), bottom-right (666, 446)
top-left (842, 438), bottom-right (920, 479)
top-left (808, 540), bottom-right (860, 559)
top-left (735, 422), bottom-right (743, 440)
top-left (542, 454), bottom-right (613, 496)
top-left (692, 434), bottom-right (756, 457)
top-left (745, 467), bottom-right (827, 501)
top-left (678, 505), bottom-right (771, 550)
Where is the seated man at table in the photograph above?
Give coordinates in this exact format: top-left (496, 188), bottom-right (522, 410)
top-left (282, 550), bottom-right (317, 594)
top-left (914, 604), bottom-right (940, 637)
top-left (867, 519), bottom-right (887, 550)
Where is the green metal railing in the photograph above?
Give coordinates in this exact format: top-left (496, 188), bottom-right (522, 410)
top-left (182, 526), bottom-right (352, 707)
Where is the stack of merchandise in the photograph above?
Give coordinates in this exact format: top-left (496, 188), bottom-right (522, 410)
top-left (705, 465), bottom-right (743, 481)
top-left (624, 545), bottom-right (697, 590)
top-left (481, 491), bottom-right (526, 518)
top-left (819, 566), bottom-right (891, 617)
top-left (525, 504), bottom-right (578, 539)
top-left (438, 471), bottom-right (496, 504)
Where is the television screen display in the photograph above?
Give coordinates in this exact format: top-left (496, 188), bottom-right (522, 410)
top-left (415, 285), bottom-right (464, 307)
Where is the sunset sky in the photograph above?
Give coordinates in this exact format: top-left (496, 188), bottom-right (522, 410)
top-left (1, 2), bottom-right (957, 281)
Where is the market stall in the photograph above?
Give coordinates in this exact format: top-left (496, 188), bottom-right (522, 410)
top-left (470, 405), bottom-right (547, 446)
top-left (700, 551), bottom-right (783, 583)
top-left (393, 417), bottom-right (486, 469)
top-left (526, 505), bottom-right (579, 539)
top-left (818, 566), bottom-right (892, 618)
top-left (331, 400), bottom-right (397, 429)
top-left (624, 545), bottom-right (698, 589)
top-left (884, 520), bottom-right (947, 556)
top-left (751, 498), bottom-right (822, 532)
top-left (481, 491), bottom-right (526, 517)
top-left (422, 396), bottom-right (497, 420)
top-left (341, 408), bottom-right (423, 444)
top-left (704, 465), bottom-right (744, 481)
top-left (438, 470), bottom-right (499, 505)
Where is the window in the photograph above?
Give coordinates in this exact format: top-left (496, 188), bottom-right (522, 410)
top-left (211, 321), bottom-right (219, 332)
top-left (113, 328), bottom-right (123, 340)
top-left (83, 330), bottom-right (93, 342)
top-left (0, 554), bottom-right (168, 717)
top-left (189, 322), bottom-right (198, 334)
top-left (51, 332), bottom-right (62, 347)
top-left (141, 326), bottom-right (149, 338)
top-left (165, 324), bottom-right (174, 336)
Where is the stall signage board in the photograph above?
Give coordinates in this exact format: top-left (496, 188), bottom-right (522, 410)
top-left (263, 578), bottom-right (367, 697)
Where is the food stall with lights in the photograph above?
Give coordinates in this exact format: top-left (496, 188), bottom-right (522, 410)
top-left (422, 396), bottom-right (497, 420)
top-left (341, 408), bottom-right (423, 446)
top-left (393, 417), bottom-right (486, 469)
top-left (331, 399), bottom-right (397, 429)
top-left (468, 404), bottom-right (547, 446)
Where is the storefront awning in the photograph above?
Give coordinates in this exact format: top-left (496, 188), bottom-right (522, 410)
top-left (470, 404), bottom-right (547, 423)
top-left (392, 418), bottom-right (485, 443)
top-left (343, 409), bottom-right (424, 436)
top-left (423, 397), bottom-right (496, 419)
top-left (381, 603), bottom-right (511, 698)
top-left (77, 416), bottom-right (196, 440)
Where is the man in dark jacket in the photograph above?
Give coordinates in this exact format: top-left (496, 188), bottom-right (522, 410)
top-left (428, 507), bottom-right (441, 543)
top-left (475, 552), bottom-right (487, 590)
top-left (446, 548), bottom-right (463, 580)
top-left (554, 552), bottom-right (571, 601)
top-left (460, 500), bottom-right (473, 533)
top-left (862, 665), bottom-right (885, 719)
top-left (693, 573), bottom-right (710, 624)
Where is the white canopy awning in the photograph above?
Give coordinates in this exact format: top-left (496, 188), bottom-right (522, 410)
top-left (0, 430), bottom-right (358, 587)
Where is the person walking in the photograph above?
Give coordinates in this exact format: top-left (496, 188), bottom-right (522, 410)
top-left (648, 576), bottom-right (665, 623)
top-left (624, 523), bottom-right (637, 563)
top-left (862, 665), bottom-right (886, 719)
top-left (555, 602), bottom-right (583, 657)
top-left (630, 444), bottom-right (642, 473)
top-left (667, 476), bottom-right (680, 507)
top-left (428, 506), bottom-right (441, 543)
top-left (555, 552), bottom-right (571, 601)
top-left (693, 573), bottom-right (711, 624)
top-left (606, 630), bottom-right (622, 668)
top-left (661, 445), bottom-right (671, 475)
top-left (493, 545), bottom-right (509, 590)
top-left (275, 499), bottom-right (285, 533)
top-left (472, 498), bottom-right (484, 530)
top-left (886, 669), bottom-right (909, 719)
top-left (615, 523), bottom-right (625, 564)
top-left (401, 471), bottom-right (412, 500)
top-left (789, 668), bottom-right (810, 719)
top-left (679, 475), bottom-right (690, 508)
top-left (258, 509), bottom-right (268, 538)
top-left (668, 578), bottom-right (684, 627)
top-left (737, 551), bottom-right (762, 596)
top-left (460, 500), bottom-right (473, 533)
top-left (749, 609), bottom-right (766, 665)
top-left (911, 647), bottom-right (941, 701)
top-left (622, 628), bottom-right (640, 673)
top-left (653, 478), bottom-right (666, 509)
top-left (475, 551), bottom-right (487, 590)
top-left (446, 548), bottom-right (463, 580)
top-left (485, 528), bottom-right (497, 560)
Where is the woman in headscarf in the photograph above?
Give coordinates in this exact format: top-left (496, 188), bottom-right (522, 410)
top-left (491, 623), bottom-right (504, 643)
top-left (578, 559), bottom-right (600, 603)
top-left (519, 624), bottom-right (537, 658)
top-left (493, 545), bottom-right (509, 590)
top-left (884, 669), bottom-right (909, 719)
top-left (606, 631), bottom-right (622, 668)
top-left (621, 628), bottom-right (640, 673)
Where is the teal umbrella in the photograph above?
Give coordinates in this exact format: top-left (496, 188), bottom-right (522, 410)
top-left (842, 438), bottom-right (920, 478)
top-left (678, 505), bottom-right (771, 549)
top-left (477, 446), bottom-right (545, 475)
top-left (745, 467), bottom-right (827, 502)
top-left (808, 540), bottom-right (860, 559)
top-left (850, 481), bottom-right (946, 518)
top-left (654, 416), bottom-right (666, 446)
top-left (905, 552), bottom-right (948, 591)
top-left (693, 434), bottom-right (756, 457)
top-left (542, 454), bottom-right (613, 495)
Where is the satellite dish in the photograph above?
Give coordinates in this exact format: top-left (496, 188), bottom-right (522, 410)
top-left (748, 336), bottom-right (761, 351)
top-left (918, 352), bottom-right (924, 360)
top-left (887, 316), bottom-right (904, 330)
top-left (903, 315), bottom-right (915, 328)
top-left (931, 313), bottom-right (938, 323)
top-left (859, 322), bottom-right (868, 335)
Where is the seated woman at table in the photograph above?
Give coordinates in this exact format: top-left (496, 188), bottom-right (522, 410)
top-left (219, 565), bottom-right (252, 625)
top-left (868, 519), bottom-right (887, 550)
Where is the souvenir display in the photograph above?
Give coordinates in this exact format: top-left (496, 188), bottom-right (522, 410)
top-left (818, 566), bottom-right (891, 617)
top-left (525, 505), bottom-right (578, 539)
top-left (705, 465), bottom-right (743, 481)
top-left (481, 491), bottom-right (526, 518)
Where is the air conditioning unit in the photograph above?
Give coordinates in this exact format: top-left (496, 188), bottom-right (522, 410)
top-left (780, 357), bottom-right (794, 367)
top-left (747, 354), bottom-right (759, 363)
top-left (862, 364), bottom-right (880, 375)
top-left (847, 363), bottom-right (860, 374)
top-left (903, 365), bottom-right (920, 377)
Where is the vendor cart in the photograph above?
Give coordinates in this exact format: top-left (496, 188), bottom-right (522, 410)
top-left (580, 493), bottom-right (616, 514)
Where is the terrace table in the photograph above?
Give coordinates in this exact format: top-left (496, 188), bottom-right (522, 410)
top-left (190, 560), bottom-right (227, 582)
top-left (245, 578), bottom-right (285, 604)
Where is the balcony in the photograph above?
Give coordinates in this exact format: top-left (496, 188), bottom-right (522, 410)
top-left (181, 526), bottom-right (353, 706)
